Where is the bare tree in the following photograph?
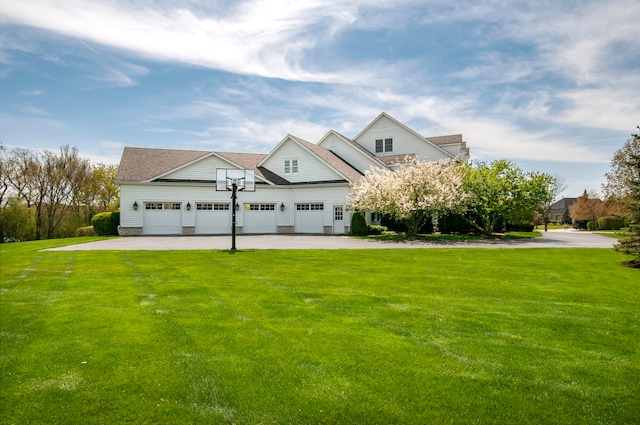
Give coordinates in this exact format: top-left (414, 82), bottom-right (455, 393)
top-left (538, 175), bottom-right (568, 231)
top-left (0, 143), bottom-right (10, 208)
top-left (4, 145), bottom-right (93, 239)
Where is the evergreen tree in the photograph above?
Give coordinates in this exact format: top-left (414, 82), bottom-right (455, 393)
top-left (605, 129), bottom-right (640, 266)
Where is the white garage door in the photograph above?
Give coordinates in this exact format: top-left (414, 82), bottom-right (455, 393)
top-left (242, 203), bottom-right (277, 234)
top-left (143, 202), bottom-right (182, 235)
top-left (195, 203), bottom-right (232, 234)
top-left (294, 203), bottom-right (324, 233)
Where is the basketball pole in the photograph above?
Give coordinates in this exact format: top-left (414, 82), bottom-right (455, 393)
top-left (230, 180), bottom-right (238, 251)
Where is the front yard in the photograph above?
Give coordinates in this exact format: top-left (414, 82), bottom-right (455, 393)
top-left (1, 238), bottom-right (638, 424)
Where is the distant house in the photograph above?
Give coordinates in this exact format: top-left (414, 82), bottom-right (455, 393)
top-left (116, 112), bottom-right (471, 235)
top-left (549, 198), bottom-right (577, 223)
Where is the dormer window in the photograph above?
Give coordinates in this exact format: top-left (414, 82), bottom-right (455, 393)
top-left (284, 159), bottom-right (298, 174)
top-left (375, 138), bottom-right (393, 153)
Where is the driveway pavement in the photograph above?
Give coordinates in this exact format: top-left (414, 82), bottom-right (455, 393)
top-left (46, 229), bottom-right (616, 251)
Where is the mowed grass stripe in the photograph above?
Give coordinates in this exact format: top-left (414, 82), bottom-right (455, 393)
top-left (1, 240), bottom-right (638, 424)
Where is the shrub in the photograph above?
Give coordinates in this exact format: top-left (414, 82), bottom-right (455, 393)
top-left (367, 225), bottom-right (387, 235)
top-left (506, 222), bottom-right (535, 232)
top-left (91, 212), bottom-right (120, 236)
top-left (573, 220), bottom-right (589, 230)
top-left (587, 220), bottom-right (597, 231)
top-left (381, 214), bottom-right (406, 232)
top-left (76, 226), bottom-right (95, 237)
top-left (597, 216), bottom-right (624, 230)
top-left (438, 212), bottom-right (475, 234)
top-left (351, 211), bottom-right (368, 236)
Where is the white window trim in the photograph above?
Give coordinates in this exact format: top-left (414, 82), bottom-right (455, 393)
top-left (284, 159), bottom-right (299, 175)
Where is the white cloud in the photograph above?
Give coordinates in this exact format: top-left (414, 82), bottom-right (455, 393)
top-left (100, 140), bottom-right (125, 149)
top-left (19, 90), bottom-right (44, 96)
top-left (0, 0), bottom-right (396, 83)
top-left (96, 62), bottom-right (149, 87)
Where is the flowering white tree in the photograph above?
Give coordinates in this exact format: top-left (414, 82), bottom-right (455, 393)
top-left (348, 158), bottom-right (466, 236)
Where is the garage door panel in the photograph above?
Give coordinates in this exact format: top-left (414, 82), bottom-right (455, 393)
top-left (195, 203), bottom-right (231, 234)
top-left (294, 203), bottom-right (324, 233)
top-left (143, 202), bottom-right (182, 235)
top-left (243, 203), bottom-right (276, 234)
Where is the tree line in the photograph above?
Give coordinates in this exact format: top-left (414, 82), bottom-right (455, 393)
top-left (0, 143), bottom-right (119, 242)
top-left (348, 158), bottom-right (560, 237)
top-left (348, 129), bottom-right (639, 265)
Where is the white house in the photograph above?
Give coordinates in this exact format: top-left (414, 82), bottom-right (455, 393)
top-left (116, 112), bottom-right (470, 235)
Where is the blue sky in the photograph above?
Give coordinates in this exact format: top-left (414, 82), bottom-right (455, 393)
top-left (1, 0), bottom-right (638, 197)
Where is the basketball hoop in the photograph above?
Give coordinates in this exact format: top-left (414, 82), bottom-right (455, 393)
top-left (216, 169), bottom-right (255, 192)
top-left (216, 169), bottom-right (256, 251)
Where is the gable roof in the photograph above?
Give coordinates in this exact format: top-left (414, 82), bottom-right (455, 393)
top-left (257, 134), bottom-right (363, 183)
top-left (318, 130), bottom-right (386, 168)
top-left (116, 147), bottom-right (274, 184)
top-left (117, 113), bottom-right (470, 186)
top-left (289, 135), bottom-right (364, 183)
top-left (353, 112), bottom-right (456, 159)
top-left (116, 147), bottom-right (211, 182)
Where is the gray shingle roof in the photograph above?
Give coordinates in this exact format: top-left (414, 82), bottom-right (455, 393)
top-left (377, 153), bottom-right (416, 166)
top-left (290, 135), bottom-right (364, 182)
top-left (116, 147), bottom-right (210, 182)
top-left (426, 134), bottom-right (463, 145)
top-left (116, 142), bottom-right (362, 185)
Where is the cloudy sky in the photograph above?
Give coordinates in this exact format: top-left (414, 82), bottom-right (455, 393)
top-left (1, 0), bottom-right (638, 197)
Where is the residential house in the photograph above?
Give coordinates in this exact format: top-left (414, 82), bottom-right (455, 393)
top-left (116, 112), bottom-right (471, 235)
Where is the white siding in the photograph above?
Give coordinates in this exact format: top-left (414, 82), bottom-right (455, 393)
top-left (261, 138), bottom-right (343, 183)
top-left (162, 156), bottom-right (231, 181)
top-left (437, 144), bottom-right (460, 157)
top-left (318, 133), bottom-right (380, 174)
top-left (120, 182), bottom-right (352, 234)
top-left (354, 115), bottom-right (452, 161)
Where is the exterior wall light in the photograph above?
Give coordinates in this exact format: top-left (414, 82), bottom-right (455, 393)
top-left (133, 201), bottom-right (138, 210)
top-left (235, 203), bottom-right (240, 211)
top-left (280, 202), bottom-right (285, 211)
top-left (186, 202), bottom-right (191, 211)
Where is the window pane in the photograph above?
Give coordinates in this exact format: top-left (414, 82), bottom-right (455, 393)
top-left (375, 139), bottom-right (383, 153)
top-left (292, 159), bottom-right (298, 173)
top-left (385, 138), bottom-right (393, 152)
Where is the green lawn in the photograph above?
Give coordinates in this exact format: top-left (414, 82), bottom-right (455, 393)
top-left (1, 238), bottom-right (639, 424)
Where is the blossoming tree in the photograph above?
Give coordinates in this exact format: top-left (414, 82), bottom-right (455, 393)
top-left (348, 158), bottom-right (465, 236)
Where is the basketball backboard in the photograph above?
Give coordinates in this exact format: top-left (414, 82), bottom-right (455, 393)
top-left (216, 169), bottom-right (255, 192)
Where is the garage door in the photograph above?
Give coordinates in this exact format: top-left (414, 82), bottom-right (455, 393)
top-left (195, 203), bottom-right (232, 234)
top-left (294, 203), bottom-right (324, 233)
top-left (143, 202), bottom-right (182, 235)
top-left (242, 203), bottom-right (277, 234)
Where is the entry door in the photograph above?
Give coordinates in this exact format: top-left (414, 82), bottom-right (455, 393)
top-left (333, 205), bottom-right (345, 234)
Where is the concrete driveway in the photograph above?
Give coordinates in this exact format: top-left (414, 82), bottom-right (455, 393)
top-left (46, 229), bottom-right (616, 251)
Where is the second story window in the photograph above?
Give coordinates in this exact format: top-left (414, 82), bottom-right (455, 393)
top-left (284, 159), bottom-right (298, 174)
top-left (375, 138), bottom-right (393, 153)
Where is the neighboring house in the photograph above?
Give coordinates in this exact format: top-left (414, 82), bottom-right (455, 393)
top-left (116, 112), bottom-right (471, 235)
top-left (548, 198), bottom-right (577, 223)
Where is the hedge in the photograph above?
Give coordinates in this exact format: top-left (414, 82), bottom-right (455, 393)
top-left (597, 216), bottom-right (625, 230)
top-left (75, 226), bottom-right (95, 237)
top-left (91, 212), bottom-right (120, 236)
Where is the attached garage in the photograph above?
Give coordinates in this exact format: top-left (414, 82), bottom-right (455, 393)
top-left (143, 202), bottom-right (182, 235)
top-left (242, 203), bottom-right (277, 234)
top-left (294, 203), bottom-right (325, 233)
top-left (195, 203), bottom-right (231, 234)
